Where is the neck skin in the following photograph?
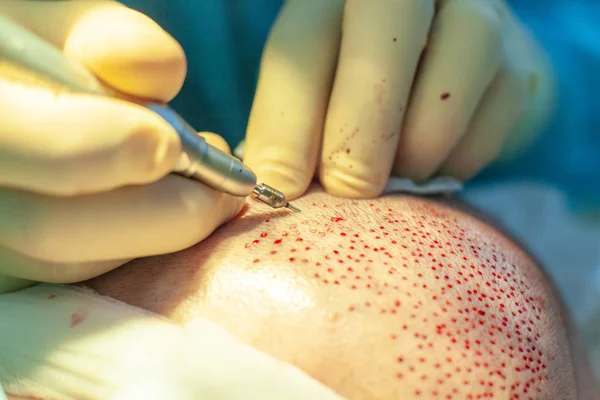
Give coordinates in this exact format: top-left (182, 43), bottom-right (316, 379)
top-left (85, 184), bottom-right (590, 399)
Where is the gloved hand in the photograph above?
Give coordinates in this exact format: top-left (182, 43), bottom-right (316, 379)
top-left (0, 285), bottom-right (344, 400)
top-left (0, 0), bottom-right (243, 291)
top-left (243, 0), bottom-right (555, 199)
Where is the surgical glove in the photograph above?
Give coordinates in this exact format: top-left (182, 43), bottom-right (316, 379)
top-left (244, 0), bottom-right (555, 199)
top-left (0, 1), bottom-right (243, 291)
top-left (0, 285), bottom-right (344, 400)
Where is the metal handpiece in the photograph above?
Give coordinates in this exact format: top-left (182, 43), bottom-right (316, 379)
top-left (146, 103), bottom-right (257, 197)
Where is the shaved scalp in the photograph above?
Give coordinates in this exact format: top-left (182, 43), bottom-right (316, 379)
top-left (87, 186), bottom-right (577, 399)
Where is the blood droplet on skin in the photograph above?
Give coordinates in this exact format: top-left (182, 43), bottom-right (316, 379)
top-left (441, 92), bottom-right (451, 100)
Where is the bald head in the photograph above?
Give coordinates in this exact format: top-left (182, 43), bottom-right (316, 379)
top-left (86, 185), bottom-right (582, 399)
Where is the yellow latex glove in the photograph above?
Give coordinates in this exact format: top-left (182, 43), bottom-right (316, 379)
top-left (244, 0), bottom-right (555, 199)
top-left (0, 1), bottom-right (243, 292)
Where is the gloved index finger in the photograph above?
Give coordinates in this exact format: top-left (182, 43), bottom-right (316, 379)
top-left (243, 0), bottom-right (345, 200)
top-left (0, 79), bottom-right (181, 196)
top-left (319, 1), bottom-right (435, 198)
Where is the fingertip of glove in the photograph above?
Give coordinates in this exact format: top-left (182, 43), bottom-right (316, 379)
top-left (250, 165), bottom-right (311, 201)
top-left (319, 166), bottom-right (385, 199)
top-left (392, 160), bottom-right (435, 184)
top-left (64, 5), bottom-right (186, 102)
top-left (439, 152), bottom-right (497, 182)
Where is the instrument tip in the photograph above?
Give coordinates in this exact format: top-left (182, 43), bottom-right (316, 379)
top-left (285, 203), bottom-right (302, 213)
top-left (252, 182), bottom-right (301, 212)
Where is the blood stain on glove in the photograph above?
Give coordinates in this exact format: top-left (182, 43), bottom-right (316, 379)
top-left (325, 126), bottom-right (360, 168)
top-left (70, 309), bottom-right (88, 328)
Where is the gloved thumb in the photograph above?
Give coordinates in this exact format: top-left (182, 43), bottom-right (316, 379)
top-left (0, 0), bottom-right (186, 102)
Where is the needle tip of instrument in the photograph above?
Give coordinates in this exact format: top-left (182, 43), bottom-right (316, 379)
top-left (285, 203), bottom-right (301, 213)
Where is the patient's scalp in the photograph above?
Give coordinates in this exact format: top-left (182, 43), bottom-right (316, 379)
top-left (86, 187), bottom-right (575, 400)
top-left (234, 194), bottom-right (569, 399)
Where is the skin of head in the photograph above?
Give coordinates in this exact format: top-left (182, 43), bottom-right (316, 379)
top-left (80, 184), bottom-right (598, 400)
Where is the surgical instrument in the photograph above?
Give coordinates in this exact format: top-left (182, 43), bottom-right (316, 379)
top-left (0, 14), bottom-right (300, 212)
top-left (253, 184), bottom-right (302, 213)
